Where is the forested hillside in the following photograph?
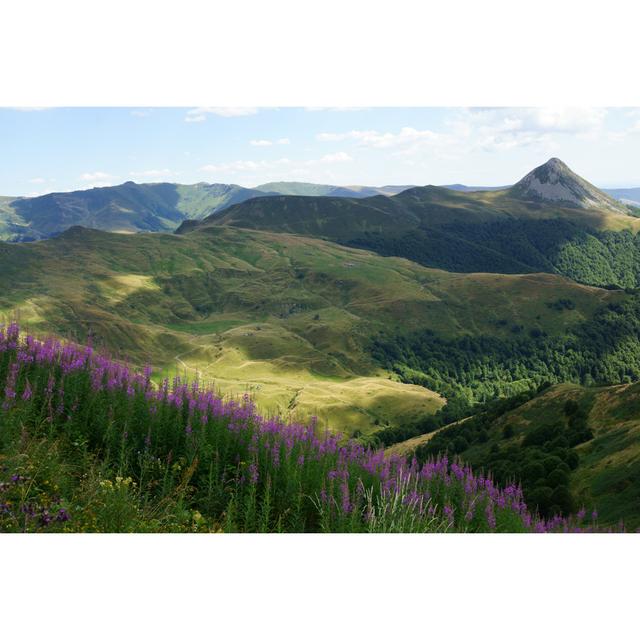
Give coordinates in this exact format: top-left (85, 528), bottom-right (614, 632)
top-left (200, 160), bottom-right (640, 289)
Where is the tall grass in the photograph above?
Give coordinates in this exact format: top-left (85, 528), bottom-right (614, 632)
top-left (0, 324), bottom-right (619, 533)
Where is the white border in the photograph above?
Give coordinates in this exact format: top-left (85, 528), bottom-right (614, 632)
top-left (1, 0), bottom-right (639, 106)
top-left (1, 534), bottom-right (639, 639)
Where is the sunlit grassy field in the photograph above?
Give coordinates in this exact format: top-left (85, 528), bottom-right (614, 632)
top-left (0, 224), bottom-right (621, 435)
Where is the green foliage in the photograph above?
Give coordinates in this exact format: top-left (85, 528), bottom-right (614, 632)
top-left (208, 183), bottom-right (640, 289)
top-left (414, 388), bottom-right (600, 519)
top-left (372, 291), bottom-right (640, 405)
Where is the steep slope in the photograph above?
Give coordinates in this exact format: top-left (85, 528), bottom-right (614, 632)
top-left (509, 158), bottom-right (629, 214)
top-left (3, 326), bottom-right (608, 533)
top-left (196, 159), bottom-right (640, 287)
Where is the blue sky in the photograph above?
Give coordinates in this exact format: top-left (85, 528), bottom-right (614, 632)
top-left (2, 107), bottom-right (640, 196)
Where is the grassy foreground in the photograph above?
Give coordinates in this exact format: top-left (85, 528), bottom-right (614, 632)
top-left (0, 324), bottom-right (619, 533)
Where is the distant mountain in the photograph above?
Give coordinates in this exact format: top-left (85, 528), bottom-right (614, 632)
top-left (0, 182), bottom-right (277, 241)
top-left (184, 158), bottom-right (640, 288)
top-left (1, 167), bottom-right (638, 242)
top-left (509, 157), bottom-right (629, 214)
top-left (255, 181), bottom-right (410, 198)
top-left (603, 187), bottom-right (640, 208)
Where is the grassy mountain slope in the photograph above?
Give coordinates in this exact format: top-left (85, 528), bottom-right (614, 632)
top-left (196, 160), bottom-right (640, 288)
top-left (0, 224), bottom-right (622, 435)
top-left (1, 225), bottom-right (448, 433)
top-left (4, 326), bottom-right (609, 533)
top-left (399, 381), bottom-right (640, 528)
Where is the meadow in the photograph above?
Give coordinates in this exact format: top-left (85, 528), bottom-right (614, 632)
top-left (0, 324), bottom-right (619, 533)
top-left (0, 224), bottom-right (619, 436)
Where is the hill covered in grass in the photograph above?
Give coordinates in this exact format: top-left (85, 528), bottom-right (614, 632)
top-left (395, 381), bottom-right (640, 529)
top-left (195, 159), bottom-right (640, 288)
top-left (0, 223), bottom-right (626, 436)
top-left (0, 325), bottom-right (618, 533)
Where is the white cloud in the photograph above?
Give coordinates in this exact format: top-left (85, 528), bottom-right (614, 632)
top-left (316, 127), bottom-right (445, 158)
top-left (198, 152), bottom-right (353, 182)
top-left (28, 177), bottom-right (47, 184)
top-left (450, 107), bottom-right (607, 152)
top-left (305, 107), bottom-right (369, 112)
top-left (130, 109), bottom-right (151, 117)
top-left (315, 109), bottom-right (607, 159)
top-left (80, 171), bottom-right (114, 181)
top-left (129, 168), bottom-right (176, 180)
top-left (79, 171), bottom-right (119, 188)
top-left (606, 110), bottom-right (640, 142)
top-left (317, 127), bottom-right (442, 150)
top-left (319, 151), bottom-right (353, 164)
top-left (185, 107), bottom-right (259, 122)
top-left (250, 137), bottom-right (290, 146)
top-left (522, 107), bottom-right (605, 133)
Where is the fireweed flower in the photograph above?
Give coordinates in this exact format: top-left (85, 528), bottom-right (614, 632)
top-left (56, 508), bottom-right (70, 522)
top-left (444, 504), bottom-right (454, 524)
top-left (0, 325), bottom-right (613, 534)
top-left (22, 380), bottom-right (33, 400)
top-left (341, 482), bottom-right (352, 514)
top-left (485, 502), bottom-right (497, 530)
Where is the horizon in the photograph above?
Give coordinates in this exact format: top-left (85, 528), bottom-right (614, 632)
top-left (2, 107), bottom-right (640, 197)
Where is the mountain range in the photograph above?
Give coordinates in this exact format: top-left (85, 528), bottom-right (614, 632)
top-left (1, 160), bottom-right (638, 242)
top-left (182, 158), bottom-right (640, 288)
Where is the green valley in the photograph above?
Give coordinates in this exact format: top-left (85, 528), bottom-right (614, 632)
top-left (0, 220), bottom-right (625, 437)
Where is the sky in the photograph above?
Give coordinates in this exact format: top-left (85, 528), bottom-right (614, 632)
top-left (2, 107), bottom-right (640, 197)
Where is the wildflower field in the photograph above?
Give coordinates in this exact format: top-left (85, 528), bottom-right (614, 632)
top-left (0, 324), bottom-right (617, 533)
